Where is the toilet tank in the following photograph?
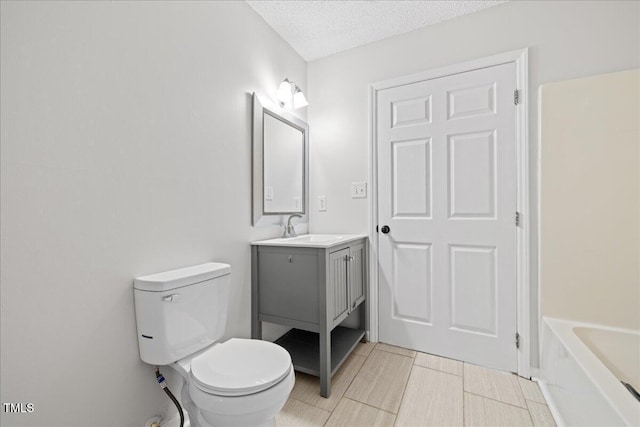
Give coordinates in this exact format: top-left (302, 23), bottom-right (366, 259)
top-left (133, 262), bottom-right (231, 365)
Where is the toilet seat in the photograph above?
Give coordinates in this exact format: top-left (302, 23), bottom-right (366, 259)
top-left (190, 338), bottom-right (292, 397)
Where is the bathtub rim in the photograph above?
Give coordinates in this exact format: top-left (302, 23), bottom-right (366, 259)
top-left (543, 317), bottom-right (640, 427)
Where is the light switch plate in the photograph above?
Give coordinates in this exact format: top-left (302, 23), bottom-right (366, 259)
top-left (351, 182), bottom-right (367, 198)
top-left (318, 196), bottom-right (327, 211)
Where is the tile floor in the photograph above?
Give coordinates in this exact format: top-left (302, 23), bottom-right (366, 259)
top-left (276, 342), bottom-right (556, 427)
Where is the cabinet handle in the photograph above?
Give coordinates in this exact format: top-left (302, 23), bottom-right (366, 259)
top-left (345, 255), bottom-right (354, 262)
top-left (288, 256), bottom-right (293, 263)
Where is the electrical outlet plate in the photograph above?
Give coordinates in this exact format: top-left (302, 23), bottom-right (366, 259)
top-left (318, 196), bottom-right (327, 211)
top-left (264, 186), bottom-right (274, 201)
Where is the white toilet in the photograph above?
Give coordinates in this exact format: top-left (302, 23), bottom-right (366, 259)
top-left (134, 262), bottom-right (294, 427)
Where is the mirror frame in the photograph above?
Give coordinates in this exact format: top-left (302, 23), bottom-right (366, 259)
top-left (252, 93), bottom-right (309, 225)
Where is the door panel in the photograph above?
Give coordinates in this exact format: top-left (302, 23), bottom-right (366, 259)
top-left (392, 138), bottom-right (432, 218)
top-left (349, 243), bottom-right (366, 310)
top-left (377, 62), bottom-right (517, 372)
top-left (447, 82), bottom-right (496, 120)
top-left (449, 244), bottom-right (497, 335)
top-left (329, 248), bottom-right (349, 325)
top-left (392, 96), bottom-right (432, 127)
top-left (448, 130), bottom-right (496, 218)
top-left (392, 242), bottom-right (432, 324)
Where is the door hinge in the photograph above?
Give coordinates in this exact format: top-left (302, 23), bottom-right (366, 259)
top-left (514, 89), bottom-right (519, 105)
top-left (515, 211), bottom-right (520, 227)
top-left (515, 332), bottom-right (520, 349)
top-left (376, 225), bottom-right (379, 233)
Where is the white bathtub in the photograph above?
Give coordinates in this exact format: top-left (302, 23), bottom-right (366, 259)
top-left (540, 317), bottom-right (640, 426)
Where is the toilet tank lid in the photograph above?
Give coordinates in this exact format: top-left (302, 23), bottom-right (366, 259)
top-left (134, 262), bottom-right (231, 292)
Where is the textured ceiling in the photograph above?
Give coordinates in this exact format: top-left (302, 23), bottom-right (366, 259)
top-left (246, 1), bottom-right (507, 61)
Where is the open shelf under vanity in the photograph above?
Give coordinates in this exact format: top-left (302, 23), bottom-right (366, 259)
top-left (274, 326), bottom-right (366, 377)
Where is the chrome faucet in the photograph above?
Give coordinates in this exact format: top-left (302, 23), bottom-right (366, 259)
top-left (283, 214), bottom-right (303, 238)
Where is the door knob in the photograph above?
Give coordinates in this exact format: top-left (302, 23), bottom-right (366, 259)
top-left (381, 225), bottom-right (390, 234)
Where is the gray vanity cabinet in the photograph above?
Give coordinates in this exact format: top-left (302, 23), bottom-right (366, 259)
top-left (251, 236), bottom-right (367, 398)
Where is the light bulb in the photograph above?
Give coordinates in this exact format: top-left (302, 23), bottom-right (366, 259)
top-left (293, 87), bottom-right (308, 109)
top-left (276, 79), bottom-right (293, 106)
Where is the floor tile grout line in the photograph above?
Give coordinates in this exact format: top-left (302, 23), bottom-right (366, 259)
top-left (525, 398), bottom-right (551, 408)
top-left (322, 344), bottom-right (379, 426)
top-left (462, 360), bottom-right (466, 426)
top-left (413, 360), bottom-right (464, 377)
top-left (285, 395), bottom-right (333, 426)
top-left (391, 361), bottom-right (416, 426)
top-left (464, 390), bottom-right (530, 410)
top-left (287, 396), bottom-right (332, 416)
top-left (342, 396), bottom-right (398, 417)
top-left (368, 346), bottom-right (415, 362)
top-left (525, 400), bottom-right (557, 427)
top-left (526, 408), bottom-right (535, 426)
top-left (343, 349), bottom-right (369, 395)
top-left (463, 393), bottom-right (536, 427)
top-left (462, 371), bottom-right (466, 427)
top-left (345, 344), bottom-right (413, 417)
top-left (415, 351), bottom-right (467, 369)
top-left (516, 378), bottom-right (537, 427)
top-left (321, 345), bottom-right (373, 425)
top-left (463, 362), bottom-right (529, 406)
top-left (413, 362), bottom-right (463, 378)
top-left (375, 342), bottom-right (417, 358)
top-left (374, 347), bottom-right (417, 359)
top-left (291, 353), bottom-right (367, 417)
top-left (517, 375), bottom-right (548, 405)
top-left (515, 370), bottom-right (545, 426)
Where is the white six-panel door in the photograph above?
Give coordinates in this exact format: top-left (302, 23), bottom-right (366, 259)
top-left (377, 62), bottom-right (518, 372)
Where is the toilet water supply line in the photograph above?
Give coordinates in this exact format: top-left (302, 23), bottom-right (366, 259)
top-left (155, 367), bottom-right (185, 427)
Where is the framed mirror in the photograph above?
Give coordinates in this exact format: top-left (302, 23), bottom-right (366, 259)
top-left (252, 93), bottom-right (309, 225)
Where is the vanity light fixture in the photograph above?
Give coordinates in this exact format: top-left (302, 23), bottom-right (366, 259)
top-left (276, 79), bottom-right (293, 105)
top-left (276, 78), bottom-right (308, 109)
top-left (293, 86), bottom-right (308, 109)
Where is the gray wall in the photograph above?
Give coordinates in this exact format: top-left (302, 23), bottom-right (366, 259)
top-left (0, 2), bottom-right (305, 426)
top-left (306, 0), bottom-right (640, 368)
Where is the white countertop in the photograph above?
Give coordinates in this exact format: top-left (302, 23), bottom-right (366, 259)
top-left (251, 234), bottom-right (368, 248)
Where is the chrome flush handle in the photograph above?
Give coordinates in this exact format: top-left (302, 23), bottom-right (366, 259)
top-left (162, 294), bottom-right (180, 302)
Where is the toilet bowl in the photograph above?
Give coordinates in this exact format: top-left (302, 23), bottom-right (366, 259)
top-left (178, 338), bottom-right (294, 427)
top-left (134, 263), bottom-right (294, 427)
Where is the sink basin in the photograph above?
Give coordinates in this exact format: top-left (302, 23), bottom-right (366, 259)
top-left (251, 233), bottom-right (367, 248)
top-left (287, 234), bottom-right (346, 243)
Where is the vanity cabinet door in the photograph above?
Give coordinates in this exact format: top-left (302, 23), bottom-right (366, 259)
top-left (258, 248), bottom-right (319, 325)
top-left (348, 242), bottom-right (366, 311)
top-left (328, 248), bottom-right (350, 326)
